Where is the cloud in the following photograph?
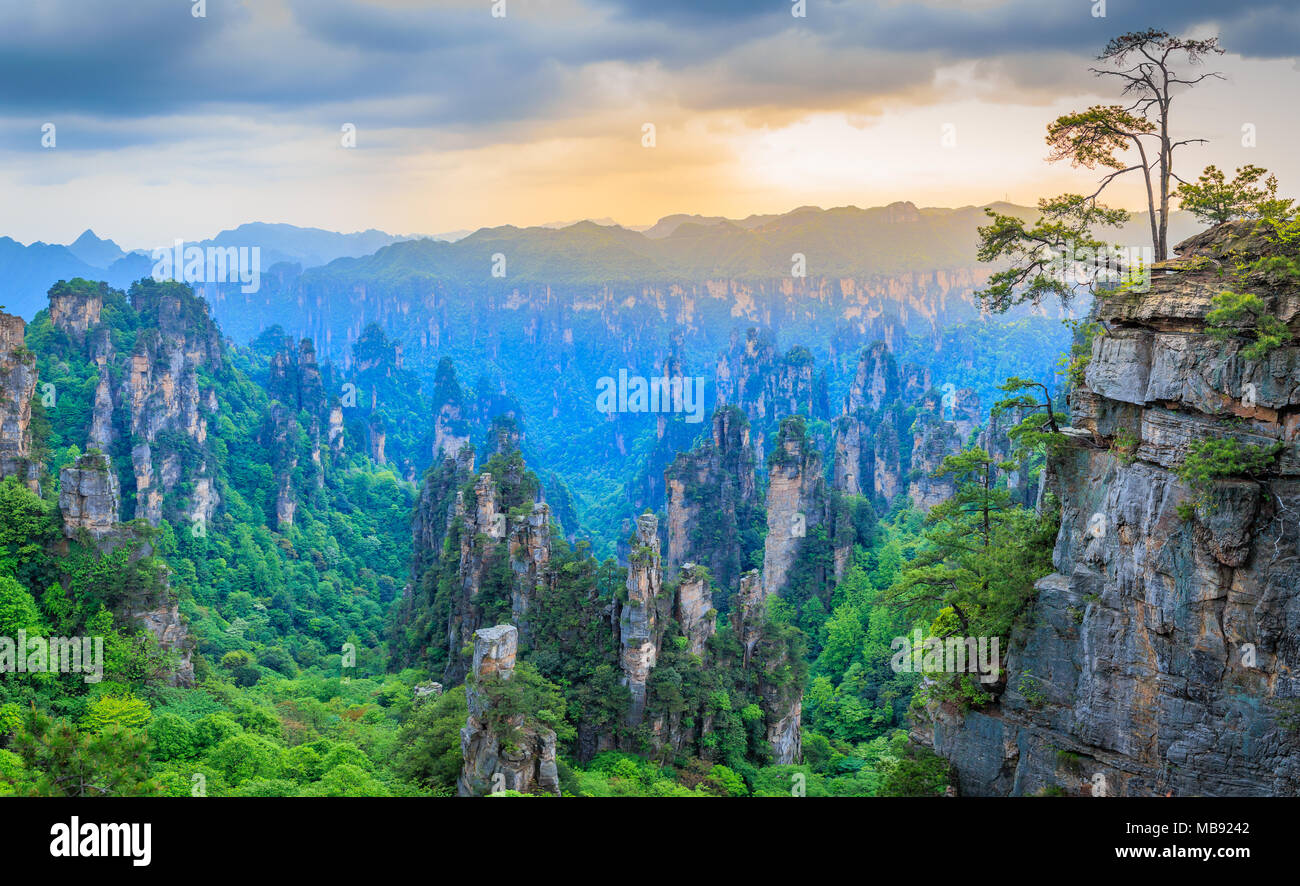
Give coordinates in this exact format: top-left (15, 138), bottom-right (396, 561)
top-left (2, 0), bottom-right (1294, 135)
top-left (2, 0), bottom-right (1298, 244)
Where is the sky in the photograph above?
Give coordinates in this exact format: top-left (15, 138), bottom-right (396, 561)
top-left (1, 0), bottom-right (1298, 247)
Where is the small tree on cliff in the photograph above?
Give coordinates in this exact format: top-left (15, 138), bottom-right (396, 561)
top-left (1049, 30), bottom-right (1223, 262)
top-left (994, 377), bottom-right (1068, 461)
top-left (885, 448), bottom-right (1054, 655)
top-left (976, 29), bottom-right (1224, 312)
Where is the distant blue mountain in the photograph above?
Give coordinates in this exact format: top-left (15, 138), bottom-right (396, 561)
top-left (65, 229), bottom-right (128, 267)
top-left (0, 223), bottom-right (414, 319)
top-left (0, 237), bottom-right (105, 317)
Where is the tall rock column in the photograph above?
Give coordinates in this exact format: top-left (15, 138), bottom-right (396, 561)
top-left (620, 513), bottom-right (663, 727)
top-left (762, 418), bottom-right (825, 597)
top-left (0, 313), bottom-right (38, 489)
top-left (735, 569), bottom-right (766, 667)
top-left (675, 563), bottom-right (716, 658)
top-left (507, 502), bottom-right (551, 643)
top-left (663, 406), bottom-right (757, 594)
top-left (873, 417), bottom-right (902, 503)
top-left (444, 473), bottom-right (503, 684)
top-left (734, 568), bottom-right (802, 764)
top-left (458, 625), bottom-right (561, 796)
top-left (832, 416), bottom-right (862, 496)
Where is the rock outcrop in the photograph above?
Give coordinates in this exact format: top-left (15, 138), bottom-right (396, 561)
top-left (439, 465), bottom-right (555, 684)
top-left (458, 625), bottom-right (561, 796)
top-left (917, 222), bottom-right (1300, 796)
top-left (832, 415), bottom-right (863, 497)
top-left (58, 452), bottom-right (120, 540)
top-left (129, 600), bottom-right (195, 687)
top-left (49, 287), bottom-right (103, 343)
top-left (873, 417), bottom-right (902, 503)
top-left (507, 501), bottom-right (551, 643)
top-left (57, 449), bottom-right (195, 687)
top-left (82, 283), bottom-right (225, 527)
top-left (847, 341), bottom-right (900, 414)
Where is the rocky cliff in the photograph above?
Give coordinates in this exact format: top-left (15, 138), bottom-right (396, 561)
top-left (435, 458), bottom-right (555, 685)
top-left (917, 222), bottom-right (1300, 796)
top-left (58, 452), bottom-right (120, 540)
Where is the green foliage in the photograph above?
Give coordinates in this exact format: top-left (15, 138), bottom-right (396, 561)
top-left (994, 377), bottom-right (1066, 461)
top-left (147, 712), bottom-right (198, 762)
top-left (81, 691), bottom-right (152, 732)
top-left (1177, 438), bottom-right (1284, 488)
top-left (887, 447), bottom-right (1057, 665)
top-left (1017, 672), bottom-right (1048, 708)
top-left (0, 575), bottom-right (43, 637)
top-left (7, 707), bottom-right (157, 796)
top-left (975, 195), bottom-right (1129, 312)
top-left (473, 661), bottom-right (575, 750)
top-left (1205, 290), bottom-right (1293, 361)
top-left (1274, 699), bottom-right (1300, 734)
top-left (702, 764), bottom-right (749, 797)
top-left (394, 686), bottom-right (468, 794)
top-left (1175, 165), bottom-right (1294, 225)
top-left (1112, 426), bottom-right (1140, 465)
top-left (876, 731), bottom-right (951, 797)
top-left (1060, 319), bottom-right (1103, 392)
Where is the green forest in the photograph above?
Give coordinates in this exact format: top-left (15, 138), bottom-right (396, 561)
top-left (0, 272), bottom-right (1066, 797)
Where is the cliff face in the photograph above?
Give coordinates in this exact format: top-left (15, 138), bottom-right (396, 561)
top-left (675, 563), bottom-right (716, 658)
top-left (458, 624), bottom-right (561, 796)
top-left (873, 418), bottom-right (902, 502)
top-left (847, 341), bottom-right (900, 414)
top-left (264, 337), bottom-right (339, 525)
top-left (0, 312), bottom-right (38, 488)
top-left (507, 501), bottom-right (551, 643)
top-left (832, 416), bottom-right (862, 497)
top-left (48, 290), bottom-right (103, 342)
top-left (715, 330), bottom-right (822, 429)
top-left (55, 445), bottom-right (194, 686)
top-left (919, 223), bottom-right (1300, 797)
top-left (402, 399), bottom-right (810, 772)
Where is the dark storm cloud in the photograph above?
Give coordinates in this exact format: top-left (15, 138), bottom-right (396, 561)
top-left (604, 0), bottom-right (1300, 58)
top-left (288, 0), bottom-right (494, 54)
top-left (0, 0), bottom-right (1295, 141)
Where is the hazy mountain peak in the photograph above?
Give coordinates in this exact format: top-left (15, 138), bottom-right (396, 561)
top-left (66, 229), bottom-right (126, 268)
